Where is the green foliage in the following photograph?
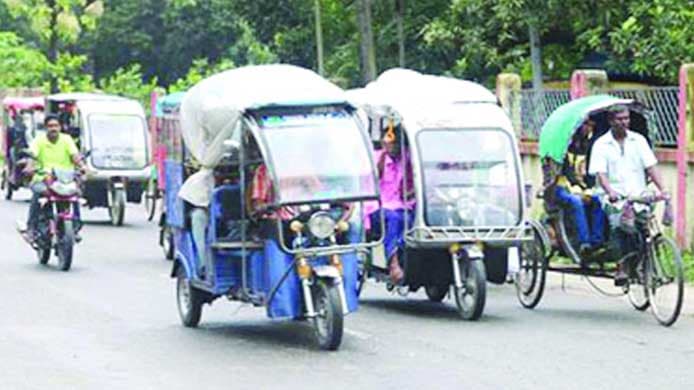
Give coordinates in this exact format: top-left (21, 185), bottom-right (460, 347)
top-left (684, 251), bottom-right (694, 284)
top-left (0, 31), bottom-right (49, 88)
top-left (98, 63), bottom-right (159, 110)
top-left (168, 58), bottom-right (235, 93)
top-left (52, 52), bottom-right (95, 92)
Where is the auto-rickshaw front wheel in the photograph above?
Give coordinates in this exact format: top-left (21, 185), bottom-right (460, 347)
top-left (454, 260), bottom-right (486, 321)
top-left (312, 279), bottom-right (344, 351)
top-left (176, 269), bottom-right (203, 328)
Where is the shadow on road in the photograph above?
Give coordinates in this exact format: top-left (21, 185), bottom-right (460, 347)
top-left (192, 320), bottom-right (325, 351)
top-left (359, 297), bottom-right (508, 323)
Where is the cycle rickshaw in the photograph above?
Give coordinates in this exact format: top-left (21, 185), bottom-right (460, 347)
top-left (516, 95), bottom-right (684, 327)
top-left (168, 65), bottom-right (382, 350)
top-left (350, 69), bottom-right (531, 320)
top-left (45, 93), bottom-right (150, 226)
top-left (1, 96), bottom-right (44, 200)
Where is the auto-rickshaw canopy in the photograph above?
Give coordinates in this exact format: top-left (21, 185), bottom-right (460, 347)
top-left (2, 97), bottom-right (44, 115)
top-left (177, 64), bottom-right (358, 207)
top-left (155, 92), bottom-right (186, 117)
top-left (538, 95), bottom-right (637, 163)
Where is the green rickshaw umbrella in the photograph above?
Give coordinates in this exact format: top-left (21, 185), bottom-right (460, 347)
top-left (538, 94), bottom-right (633, 163)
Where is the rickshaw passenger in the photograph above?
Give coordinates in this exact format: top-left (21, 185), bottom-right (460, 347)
top-left (588, 105), bottom-right (668, 284)
top-left (555, 120), bottom-right (605, 254)
top-left (366, 127), bottom-right (414, 284)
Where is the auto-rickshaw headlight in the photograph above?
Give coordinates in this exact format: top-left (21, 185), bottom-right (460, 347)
top-left (308, 211), bottom-right (336, 239)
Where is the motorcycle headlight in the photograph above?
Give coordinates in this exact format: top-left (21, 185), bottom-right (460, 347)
top-left (51, 182), bottom-right (78, 196)
top-left (308, 211), bottom-right (336, 239)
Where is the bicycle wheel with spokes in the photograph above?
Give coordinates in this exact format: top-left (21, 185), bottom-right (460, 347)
top-left (626, 253), bottom-right (649, 311)
top-left (646, 235), bottom-right (684, 327)
top-left (515, 222), bottom-right (548, 309)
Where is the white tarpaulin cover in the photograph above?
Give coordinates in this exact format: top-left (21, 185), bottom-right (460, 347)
top-left (178, 64), bottom-right (349, 206)
top-left (348, 68), bottom-right (497, 119)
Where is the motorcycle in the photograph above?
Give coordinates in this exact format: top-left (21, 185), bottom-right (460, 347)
top-left (26, 169), bottom-right (83, 271)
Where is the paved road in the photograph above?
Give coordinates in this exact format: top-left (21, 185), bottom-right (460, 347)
top-left (0, 190), bottom-right (693, 390)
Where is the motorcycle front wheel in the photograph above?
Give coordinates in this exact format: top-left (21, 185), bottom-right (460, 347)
top-left (57, 220), bottom-right (74, 271)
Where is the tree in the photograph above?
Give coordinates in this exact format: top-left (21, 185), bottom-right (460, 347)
top-left (356, 0), bottom-right (377, 83)
top-left (0, 32), bottom-right (49, 88)
top-left (3, 0), bottom-right (104, 92)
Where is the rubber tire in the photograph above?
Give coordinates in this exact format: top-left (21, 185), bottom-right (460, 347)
top-left (37, 246), bottom-right (50, 265)
top-left (109, 188), bottom-right (126, 226)
top-left (56, 220), bottom-right (74, 271)
top-left (516, 223), bottom-right (548, 309)
top-left (454, 260), bottom-right (487, 321)
top-left (161, 227), bottom-right (175, 261)
top-left (143, 179), bottom-right (157, 222)
top-left (312, 279), bottom-right (344, 351)
top-left (646, 236), bottom-right (684, 327)
top-left (627, 283), bottom-right (650, 311)
top-left (425, 284), bottom-right (448, 302)
top-left (176, 269), bottom-right (203, 328)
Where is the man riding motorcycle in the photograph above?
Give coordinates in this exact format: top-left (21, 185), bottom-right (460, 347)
top-left (20, 114), bottom-right (86, 243)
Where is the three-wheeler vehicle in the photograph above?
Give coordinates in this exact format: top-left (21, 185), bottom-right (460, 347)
top-left (45, 93), bottom-right (150, 226)
top-left (351, 69), bottom-right (531, 320)
top-left (151, 91), bottom-right (186, 259)
top-left (517, 95), bottom-right (684, 326)
top-left (1, 96), bottom-right (44, 200)
top-left (143, 91), bottom-right (186, 222)
top-left (168, 65), bottom-right (382, 350)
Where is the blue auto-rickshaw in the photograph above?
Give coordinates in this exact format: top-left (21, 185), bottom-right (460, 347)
top-left (167, 65), bottom-right (382, 350)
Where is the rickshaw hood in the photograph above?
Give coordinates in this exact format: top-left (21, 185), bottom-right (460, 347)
top-left (2, 97), bottom-right (44, 113)
top-left (539, 95), bottom-right (635, 163)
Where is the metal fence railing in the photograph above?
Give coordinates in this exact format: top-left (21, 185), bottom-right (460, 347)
top-left (608, 87), bottom-right (680, 146)
top-left (518, 87), bottom-right (680, 147)
top-left (519, 89), bottom-right (571, 140)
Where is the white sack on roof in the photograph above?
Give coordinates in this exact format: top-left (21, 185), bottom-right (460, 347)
top-left (349, 68), bottom-right (497, 119)
top-left (178, 64), bottom-right (348, 206)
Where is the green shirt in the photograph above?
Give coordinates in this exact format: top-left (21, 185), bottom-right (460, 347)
top-left (29, 133), bottom-right (79, 181)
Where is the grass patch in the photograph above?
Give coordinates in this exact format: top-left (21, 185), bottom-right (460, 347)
top-left (683, 250), bottom-right (694, 284)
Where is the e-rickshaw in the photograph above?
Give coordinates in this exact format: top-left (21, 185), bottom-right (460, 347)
top-left (351, 69), bottom-right (530, 320)
top-left (1, 96), bottom-right (44, 200)
top-left (143, 92), bottom-right (186, 223)
top-left (151, 92), bottom-right (186, 259)
top-left (517, 95), bottom-right (684, 327)
top-left (168, 65), bottom-right (382, 350)
top-left (45, 93), bottom-right (150, 226)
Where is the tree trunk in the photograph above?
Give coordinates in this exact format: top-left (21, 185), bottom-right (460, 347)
top-left (48, 0), bottom-right (59, 93)
top-left (395, 0), bottom-right (405, 67)
top-left (314, 0), bottom-right (325, 76)
top-left (356, 0), bottom-right (377, 83)
top-left (528, 23), bottom-right (543, 91)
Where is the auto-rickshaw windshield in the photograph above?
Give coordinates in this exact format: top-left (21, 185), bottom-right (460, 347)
top-left (417, 128), bottom-right (521, 227)
top-left (88, 114), bottom-right (148, 170)
top-left (259, 111), bottom-right (376, 204)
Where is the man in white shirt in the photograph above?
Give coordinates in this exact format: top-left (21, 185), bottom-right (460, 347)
top-left (588, 105), bottom-right (669, 284)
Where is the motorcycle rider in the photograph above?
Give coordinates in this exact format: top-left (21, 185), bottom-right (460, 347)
top-left (20, 114), bottom-right (85, 243)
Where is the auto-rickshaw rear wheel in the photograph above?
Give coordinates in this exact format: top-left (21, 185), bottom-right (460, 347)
top-left (312, 279), bottom-right (343, 351)
top-left (161, 226), bottom-right (175, 261)
top-left (425, 284), bottom-right (448, 302)
top-left (454, 260), bottom-right (486, 321)
top-left (143, 178), bottom-right (157, 221)
top-left (176, 269), bottom-right (203, 328)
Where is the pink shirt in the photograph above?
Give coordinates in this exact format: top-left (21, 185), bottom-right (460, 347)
top-left (364, 149), bottom-right (415, 228)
